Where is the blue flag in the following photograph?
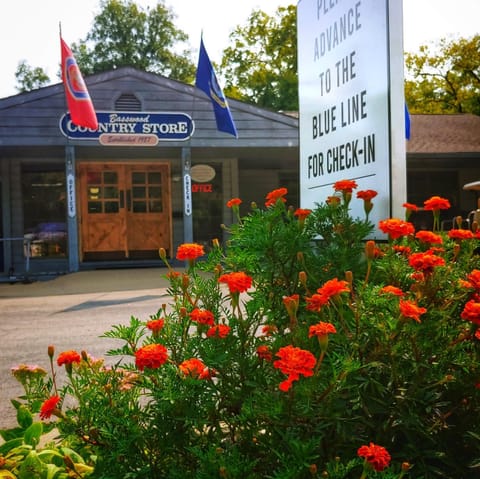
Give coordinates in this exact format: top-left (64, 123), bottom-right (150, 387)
top-left (405, 103), bottom-right (411, 140)
top-left (195, 37), bottom-right (238, 138)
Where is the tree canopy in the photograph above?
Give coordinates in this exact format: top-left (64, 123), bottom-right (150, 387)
top-left (71, 0), bottom-right (195, 81)
top-left (14, 0), bottom-right (195, 92)
top-left (12, 0), bottom-right (480, 118)
top-left (220, 5), bottom-right (298, 111)
top-left (405, 35), bottom-right (480, 115)
top-left (14, 61), bottom-right (50, 93)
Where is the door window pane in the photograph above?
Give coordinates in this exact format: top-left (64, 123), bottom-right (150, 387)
top-left (132, 172), bottom-right (146, 184)
top-left (132, 186), bottom-right (146, 199)
top-left (148, 172), bottom-right (161, 184)
top-left (133, 201), bottom-right (147, 213)
top-left (104, 186), bottom-right (119, 199)
top-left (104, 171), bottom-right (118, 184)
top-left (86, 170), bottom-right (119, 214)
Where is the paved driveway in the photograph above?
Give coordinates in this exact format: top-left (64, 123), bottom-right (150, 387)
top-left (0, 268), bottom-right (172, 429)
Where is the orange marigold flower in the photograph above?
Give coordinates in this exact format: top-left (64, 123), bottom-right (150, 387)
top-left (265, 187), bottom-right (288, 207)
top-left (475, 329), bottom-right (480, 340)
top-left (57, 350), bottom-right (81, 367)
top-left (135, 344), bottom-right (168, 371)
top-left (408, 251), bottom-right (445, 273)
top-left (393, 245), bottom-right (411, 255)
top-left (380, 285), bottom-right (404, 296)
top-left (179, 358), bottom-right (208, 379)
top-left (176, 243), bottom-right (204, 261)
top-left (226, 198), bottom-right (242, 208)
top-left (399, 299), bottom-right (427, 323)
top-left (378, 218), bottom-right (415, 239)
top-left (402, 202), bottom-right (418, 212)
top-left (326, 195), bottom-right (341, 205)
top-left (317, 278), bottom-right (350, 300)
top-left (273, 345), bottom-right (316, 392)
top-left (305, 293), bottom-right (329, 312)
top-left (189, 308), bottom-right (215, 326)
top-left (459, 279), bottom-right (474, 290)
top-left (357, 442), bottom-right (391, 472)
top-left (448, 229), bottom-right (474, 240)
top-left (410, 271), bottom-right (425, 282)
top-left (423, 196), bottom-right (451, 211)
top-left (261, 324), bottom-right (278, 336)
top-left (39, 395), bottom-right (61, 420)
top-left (333, 179), bottom-right (357, 193)
top-left (466, 270), bottom-right (480, 290)
top-left (356, 189), bottom-right (378, 201)
top-left (461, 300), bottom-right (480, 325)
top-left (218, 272), bottom-right (252, 294)
top-left (294, 208), bottom-right (312, 220)
top-left (146, 319), bottom-right (165, 333)
top-left (11, 364), bottom-right (47, 381)
top-left (176, 243), bottom-right (205, 261)
top-left (308, 321), bottom-right (337, 338)
top-left (207, 324), bottom-right (231, 338)
top-left (283, 294), bottom-right (300, 316)
top-left (167, 271), bottom-right (181, 280)
top-left (256, 345), bottom-right (273, 362)
top-left (415, 230), bottom-right (443, 244)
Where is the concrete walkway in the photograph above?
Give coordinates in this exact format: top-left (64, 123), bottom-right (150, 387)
top-left (0, 267), bottom-right (172, 298)
top-left (0, 267), bottom-right (177, 429)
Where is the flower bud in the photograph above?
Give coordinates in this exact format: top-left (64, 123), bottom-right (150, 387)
top-left (365, 240), bottom-right (376, 261)
top-left (212, 238), bottom-right (220, 249)
top-left (48, 345), bottom-right (55, 359)
top-left (299, 271), bottom-right (307, 289)
top-left (158, 248), bottom-right (167, 261)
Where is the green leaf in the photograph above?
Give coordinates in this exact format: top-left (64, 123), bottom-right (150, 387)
top-left (23, 422), bottom-right (43, 448)
top-left (17, 405), bottom-right (33, 429)
top-left (0, 437), bottom-right (23, 455)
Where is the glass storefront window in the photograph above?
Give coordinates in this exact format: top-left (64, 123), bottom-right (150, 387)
top-left (22, 167), bottom-right (67, 258)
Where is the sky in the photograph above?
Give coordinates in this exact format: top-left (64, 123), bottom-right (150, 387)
top-left (0, 0), bottom-right (479, 98)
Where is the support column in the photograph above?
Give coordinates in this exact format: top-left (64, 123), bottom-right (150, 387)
top-left (182, 146), bottom-right (193, 244)
top-left (65, 146), bottom-right (79, 272)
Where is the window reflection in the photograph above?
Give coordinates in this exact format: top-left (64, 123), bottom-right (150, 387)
top-left (22, 168), bottom-right (67, 258)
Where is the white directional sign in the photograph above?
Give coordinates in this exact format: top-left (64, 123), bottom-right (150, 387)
top-left (297, 0), bottom-right (407, 232)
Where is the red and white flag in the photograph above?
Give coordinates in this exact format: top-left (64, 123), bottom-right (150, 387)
top-left (60, 37), bottom-right (98, 130)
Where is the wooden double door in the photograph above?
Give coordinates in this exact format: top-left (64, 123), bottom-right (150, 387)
top-left (79, 163), bottom-right (171, 260)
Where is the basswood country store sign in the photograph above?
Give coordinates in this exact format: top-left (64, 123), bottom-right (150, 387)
top-left (59, 111), bottom-right (194, 145)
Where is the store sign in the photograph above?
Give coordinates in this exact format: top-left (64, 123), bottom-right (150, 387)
top-left (192, 183), bottom-right (213, 193)
top-left (59, 111), bottom-right (194, 143)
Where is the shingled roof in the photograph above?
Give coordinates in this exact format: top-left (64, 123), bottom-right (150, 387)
top-left (407, 114), bottom-right (480, 154)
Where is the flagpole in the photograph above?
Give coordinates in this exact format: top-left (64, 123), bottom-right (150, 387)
top-left (59, 22), bottom-right (81, 272)
top-left (181, 35), bottom-right (202, 245)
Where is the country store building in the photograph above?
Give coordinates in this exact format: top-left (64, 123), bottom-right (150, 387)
top-left (0, 67), bottom-right (299, 278)
top-left (1, 67), bottom-right (480, 279)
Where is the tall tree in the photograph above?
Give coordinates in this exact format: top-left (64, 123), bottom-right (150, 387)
top-left (72, 0), bottom-right (195, 82)
top-left (220, 5), bottom-right (297, 111)
top-left (405, 35), bottom-right (480, 115)
top-left (14, 61), bottom-right (50, 93)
